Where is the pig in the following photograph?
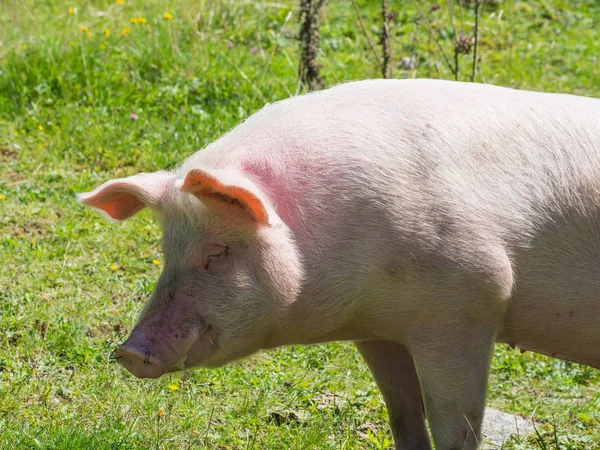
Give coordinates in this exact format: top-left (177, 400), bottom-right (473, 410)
top-left (78, 79), bottom-right (600, 450)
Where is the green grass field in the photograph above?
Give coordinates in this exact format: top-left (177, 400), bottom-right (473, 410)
top-left (1, 1), bottom-right (599, 448)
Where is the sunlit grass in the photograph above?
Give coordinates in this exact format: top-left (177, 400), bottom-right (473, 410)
top-left (1, 1), bottom-right (599, 448)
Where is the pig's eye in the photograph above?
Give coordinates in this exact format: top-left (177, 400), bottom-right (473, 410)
top-left (204, 246), bottom-right (228, 270)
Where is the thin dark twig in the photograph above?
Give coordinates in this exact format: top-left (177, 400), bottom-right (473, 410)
top-left (381, 0), bottom-right (392, 78)
top-left (202, 405), bottom-right (216, 438)
top-left (350, 0), bottom-right (383, 72)
top-left (448, 0), bottom-right (459, 79)
top-left (471, 0), bottom-right (482, 82)
top-left (454, 47), bottom-right (459, 80)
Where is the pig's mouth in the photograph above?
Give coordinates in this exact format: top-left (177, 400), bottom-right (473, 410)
top-left (112, 324), bottom-right (214, 379)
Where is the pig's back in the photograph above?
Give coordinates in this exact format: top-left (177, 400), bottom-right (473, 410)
top-left (181, 79), bottom-right (600, 249)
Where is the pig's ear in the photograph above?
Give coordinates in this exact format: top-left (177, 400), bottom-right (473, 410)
top-left (177, 168), bottom-right (269, 226)
top-left (77, 171), bottom-right (172, 221)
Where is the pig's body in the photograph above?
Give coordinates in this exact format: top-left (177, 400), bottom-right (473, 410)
top-left (80, 79), bottom-right (600, 450)
top-left (181, 79), bottom-right (600, 365)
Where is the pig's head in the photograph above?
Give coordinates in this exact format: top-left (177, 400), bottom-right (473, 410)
top-left (78, 168), bottom-right (303, 378)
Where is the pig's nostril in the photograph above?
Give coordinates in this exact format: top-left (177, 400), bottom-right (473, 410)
top-left (115, 345), bottom-right (166, 379)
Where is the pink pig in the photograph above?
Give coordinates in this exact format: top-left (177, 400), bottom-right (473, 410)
top-left (78, 79), bottom-right (600, 450)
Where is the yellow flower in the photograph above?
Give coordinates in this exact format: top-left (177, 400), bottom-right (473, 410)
top-left (38, 125), bottom-right (44, 131)
top-left (130, 17), bottom-right (138, 24)
top-left (31, 240), bottom-right (36, 246)
top-left (21, 44), bottom-right (27, 50)
top-left (138, 17), bottom-right (147, 24)
top-left (167, 384), bottom-right (179, 391)
top-left (69, 41), bottom-right (76, 47)
top-left (121, 27), bottom-right (131, 37)
top-left (0, 194), bottom-right (6, 201)
top-left (80, 26), bottom-right (88, 33)
top-left (163, 12), bottom-right (173, 20)
top-left (68, 7), bottom-right (76, 15)
top-left (116, 0), bottom-right (124, 4)
top-left (87, 32), bottom-right (92, 38)
top-left (104, 28), bottom-right (110, 37)
top-left (158, 409), bottom-right (164, 417)
top-left (152, 259), bottom-right (161, 265)
top-left (109, 264), bottom-right (118, 271)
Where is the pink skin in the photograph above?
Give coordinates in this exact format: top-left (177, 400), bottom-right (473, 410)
top-left (79, 79), bottom-right (600, 450)
top-left (115, 293), bottom-right (207, 378)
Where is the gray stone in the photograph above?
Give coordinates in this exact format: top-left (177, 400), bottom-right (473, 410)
top-left (480, 407), bottom-right (535, 449)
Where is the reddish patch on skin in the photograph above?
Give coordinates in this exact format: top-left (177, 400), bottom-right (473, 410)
top-left (180, 169), bottom-right (269, 225)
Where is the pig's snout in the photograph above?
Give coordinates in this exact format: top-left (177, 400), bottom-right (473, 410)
top-left (114, 344), bottom-right (166, 379)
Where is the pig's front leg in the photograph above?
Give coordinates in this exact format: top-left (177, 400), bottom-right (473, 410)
top-left (355, 340), bottom-right (432, 450)
top-left (409, 323), bottom-right (497, 450)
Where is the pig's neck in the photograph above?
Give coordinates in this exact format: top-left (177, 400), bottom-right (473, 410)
top-left (263, 223), bottom-right (388, 349)
top-left (244, 162), bottom-right (394, 348)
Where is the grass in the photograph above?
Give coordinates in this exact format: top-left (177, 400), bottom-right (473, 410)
top-left (1, 0), bottom-right (599, 448)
